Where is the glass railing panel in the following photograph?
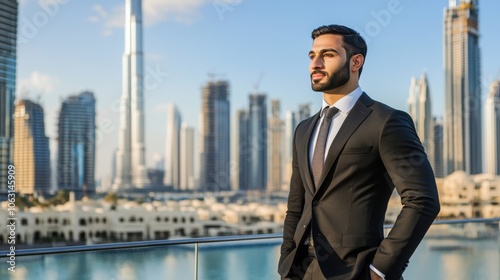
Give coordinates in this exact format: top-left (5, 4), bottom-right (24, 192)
top-left (0, 244), bottom-right (196, 280)
top-left (404, 221), bottom-right (499, 280)
top-left (196, 238), bottom-right (281, 280)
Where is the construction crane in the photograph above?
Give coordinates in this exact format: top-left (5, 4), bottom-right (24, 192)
top-left (253, 71), bottom-right (265, 94)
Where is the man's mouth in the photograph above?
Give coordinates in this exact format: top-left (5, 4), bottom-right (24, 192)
top-left (311, 72), bottom-right (326, 80)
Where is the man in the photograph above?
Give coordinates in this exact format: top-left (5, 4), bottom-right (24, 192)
top-left (278, 25), bottom-right (440, 280)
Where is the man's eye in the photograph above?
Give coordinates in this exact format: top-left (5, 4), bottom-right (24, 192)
top-left (309, 55), bottom-right (315, 60)
top-left (323, 53), bottom-right (334, 57)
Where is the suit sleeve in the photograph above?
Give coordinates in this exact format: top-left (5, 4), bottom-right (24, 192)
top-left (372, 110), bottom-right (440, 280)
top-left (279, 123), bottom-right (306, 265)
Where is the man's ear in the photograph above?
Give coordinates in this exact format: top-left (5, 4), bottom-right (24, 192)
top-left (351, 54), bottom-right (364, 73)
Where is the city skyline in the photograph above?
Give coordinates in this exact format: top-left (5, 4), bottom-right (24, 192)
top-left (14, 1), bottom-right (500, 182)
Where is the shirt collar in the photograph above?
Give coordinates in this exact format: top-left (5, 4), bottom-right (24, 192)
top-left (320, 86), bottom-right (363, 117)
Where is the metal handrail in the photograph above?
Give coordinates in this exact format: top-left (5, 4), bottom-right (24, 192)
top-left (432, 217), bottom-right (500, 225)
top-left (1, 217), bottom-right (499, 258)
top-left (0, 233), bottom-right (282, 257)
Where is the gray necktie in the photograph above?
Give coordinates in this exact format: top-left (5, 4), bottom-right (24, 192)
top-left (311, 106), bottom-right (339, 189)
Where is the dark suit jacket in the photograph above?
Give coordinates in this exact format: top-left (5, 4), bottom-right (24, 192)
top-left (278, 93), bottom-right (440, 280)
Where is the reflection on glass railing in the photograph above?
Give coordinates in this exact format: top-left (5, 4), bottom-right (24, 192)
top-left (404, 222), bottom-right (499, 280)
top-left (1, 245), bottom-right (196, 280)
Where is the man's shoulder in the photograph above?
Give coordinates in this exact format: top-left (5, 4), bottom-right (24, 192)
top-left (363, 93), bottom-right (409, 119)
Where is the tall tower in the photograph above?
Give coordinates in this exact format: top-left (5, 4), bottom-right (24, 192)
top-left (164, 103), bottom-right (181, 189)
top-left (408, 73), bottom-right (436, 175)
top-left (113, 0), bottom-right (150, 189)
top-left (14, 100), bottom-right (51, 194)
top-left (444, 0), bottom-right (482, 175)
top-left (268, 99), bottom-right (284, 192)
top-left (433, 117), bottom-right (444, 178)
top-left (180, 123), bottom-right (195, 191)
top-left (57, 92), bottom-right (96, 194)
top-left (407, 77), bottom-right (417, 123)
top-left (235, 109), bottom-right (250, 191)
top-left (417, 73), bottom-right (433, 160)
top-left (0, 0), bottom-right (17, 192)
top-left (199, 80), bottom-right (230, 192)
top-left (249, 94), bottom-right (267, 191)
top-left (298, 103), bottom-right (311, 122)
top-left (282, 110), bottom-right (297, 191)
top-left (485, 80), bottom-right (500, 175)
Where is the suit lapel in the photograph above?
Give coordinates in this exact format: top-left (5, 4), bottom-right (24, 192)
top-left (301, 112), bottom-right (320, 195)
top-left (315, 93), bottom-right (373, 194)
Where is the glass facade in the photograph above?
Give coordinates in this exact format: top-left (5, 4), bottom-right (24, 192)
top-left (0, 0), bottom-right (17, 192)
top-left (57, 92), bottom-right (96, 194)
top-left (200, 81), bottom-right (230, 192)
top-left (235, 109), bottom-right (250, 191)
top-left (13, 100), bottom-right (51, 194)
top-left (248, 94), bottom-right (267, 191)
top-left (444, 0), bottom-right (482, 175)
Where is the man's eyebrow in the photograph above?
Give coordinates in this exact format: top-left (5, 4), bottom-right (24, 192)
top-left (319, 48), bottom-right (340, 54)
top-left (308, 48), bottom-right (340, 55)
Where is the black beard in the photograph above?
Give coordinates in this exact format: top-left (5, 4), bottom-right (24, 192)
top-left (311, 61), bottom-right (350, 92)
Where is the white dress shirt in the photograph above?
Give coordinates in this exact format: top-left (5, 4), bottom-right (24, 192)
top-left (308, 86), bottom-right (363, 166)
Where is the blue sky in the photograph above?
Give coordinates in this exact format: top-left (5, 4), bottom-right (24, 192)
top-left (16, 0), bottom-right (500, 182)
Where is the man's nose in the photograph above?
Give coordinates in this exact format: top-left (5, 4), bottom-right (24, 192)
top-left (310, 56), bottom-right (324, 70)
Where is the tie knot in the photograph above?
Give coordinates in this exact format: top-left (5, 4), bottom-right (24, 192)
top-left (324, 106), bottom-right (339, 119)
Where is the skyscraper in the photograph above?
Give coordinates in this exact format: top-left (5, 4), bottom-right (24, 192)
top-left (0, 0), bottom-right (17, 192)
top-left (433, 118), bottom-right (444, 178)
top-left (199, 80), bottom-right (230, 192)
top-left (249, 94), bottom-right (267, 191)
top-left (268, 99), bottom-right (284, 192)
top-left (444, 0), bottom-right (482, 175)
top-left (485, 80), bottom-right (500, 175)
top-left (57, 92), bottom-right (96, 193)
top-left (408, 73), bottom-right (434, 167)
top-left (407, 77), bottom-right (417, 124)
top-left (298, 103), bottom-right (312, 122)
top-left (14, 100), bottom-right (51, 194)
top-left (113, 0), bottom-right (150, 189)
top-left (180, 123), bottom-right (195, 191)
top-left (164, 103), bottom-right (181, 189)
top-left (417, 73), bottom-right (433, 152)
top-left (282, 110), bottom-right (297, 191)
top-left (235, 109), bottom-right (250, 191)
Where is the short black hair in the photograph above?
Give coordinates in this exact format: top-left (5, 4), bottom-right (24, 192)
top-left (311, 24), bottom-right (367, 77)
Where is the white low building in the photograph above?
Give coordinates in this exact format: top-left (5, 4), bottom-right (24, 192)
top-left (0, 193), bottom-right (285, 245)
top-left (439, 171), bottom-right (500, 218)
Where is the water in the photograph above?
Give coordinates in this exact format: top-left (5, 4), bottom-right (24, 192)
top-left (1, 238), bottom-right (499, 280)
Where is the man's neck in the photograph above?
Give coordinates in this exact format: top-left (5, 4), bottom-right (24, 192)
top-left (323, 83), bottom-right (359, 105)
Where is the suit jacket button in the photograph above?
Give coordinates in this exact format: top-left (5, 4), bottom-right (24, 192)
top-left (312, 200), bottom-right (319, 206)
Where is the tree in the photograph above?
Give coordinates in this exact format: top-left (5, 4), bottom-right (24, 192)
top-left (104, 192), bottom-right (118, 206)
